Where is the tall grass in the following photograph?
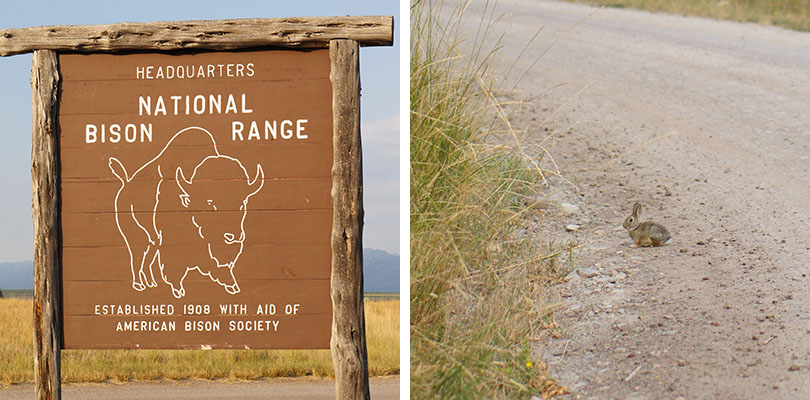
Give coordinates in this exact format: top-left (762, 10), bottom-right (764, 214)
top-left (411, 0), bottom-right (568, 398)
top-left (570, 0), bottom-right (810, 32)
top-left (0, 299), bottom-right (398, 384)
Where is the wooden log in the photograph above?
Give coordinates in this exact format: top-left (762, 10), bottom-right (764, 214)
top-left (31, 49), bottom-right (62, 400)
top-left (329, 39), bottom-right (369, 400)
top-left (0, 16), bottom-right (393, 57)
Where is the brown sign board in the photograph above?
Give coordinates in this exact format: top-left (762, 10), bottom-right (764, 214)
top-left (58, 50), bottom-right (333, 349)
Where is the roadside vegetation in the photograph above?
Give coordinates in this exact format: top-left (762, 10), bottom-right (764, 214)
top-left (411, 0), bottom-right (570, 398)
top-left (569, 0), bottom-right (810, 31)
top-left (0, 298), bottom-right (398, 384)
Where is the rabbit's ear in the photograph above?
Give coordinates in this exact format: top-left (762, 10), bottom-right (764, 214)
top-left (633, 202), bottom-right (642, 217)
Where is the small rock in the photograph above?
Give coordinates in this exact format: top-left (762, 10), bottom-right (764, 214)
top-left (576, 267), bottom-right (599, 278)
top-left (560, 202), bottom-right (580, 215)
top-left (789, 364), bottom-right (801, 372)
top-left (566, 224), bottom-right (582, 232)
top-left (677, 360), bottom-right (686, 367)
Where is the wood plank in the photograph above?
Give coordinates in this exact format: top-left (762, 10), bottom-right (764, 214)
top-left (31, 49), bottom-right (61, 400)
top-left (62, 279), bottom-right (331, 315)
top-left (62, 279), bottom-right (331, 349)
top-left (62, 244), bottom-right (332, 281)
top-left (61, 209), bottom-right (332, 247)
top-left (62, 178), bottom-right (332, 213)
top-left (329, 39), bottom-right (369, 400)
top-left (58, 50), bottom-right (330, 82)
top-left (58, 79), bottom-right (331, 123)
top-left (63, 315), bottom-right (331, 349)
top-left (0, 16), bottom-right (394, 57)
top-left (60, 143), bottom-right (333, 179)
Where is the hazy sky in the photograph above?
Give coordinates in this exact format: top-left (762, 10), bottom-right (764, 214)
top-left (0, 1), bottom-right (400, 261)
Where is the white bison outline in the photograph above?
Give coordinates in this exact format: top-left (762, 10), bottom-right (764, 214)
top-left (108, 126), bottom-right (263, 298)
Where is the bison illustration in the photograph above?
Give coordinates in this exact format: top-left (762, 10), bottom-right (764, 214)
top-left (108, 127), bottom-right (264, 298)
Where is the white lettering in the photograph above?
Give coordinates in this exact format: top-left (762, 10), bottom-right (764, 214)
top-left (232, 121), bottom-right (244, 141)
top-left (265, 120), bottom-right (277, 140)
top-left (185, 320), bottom-right (220, 332)
top-left (116, 320), bottom-right (176, 332)
top-left (225, 94), bottom-right (238, 114)
top-left (285, 304), bottom-right (300, 315)
top-left (296, 119), bottom-right (308, 139)
top-left (109, 124), bottom-right (121, 143)
top-left (230, 120), bottom-right (310, 142)
top-left (281, 120), bottom-right (293, 139)
top-left (256, 304), bottom-right (276, 315)
top-left (209, 94), bottom-right (221, 114)
top-left (139, 96), bottom-right (151, 116)
top-left (171, 96), bottom-right (182, 115)
top-left (241, 93), bottom-right (252, 114)
top-left (219, 304), bottom-right (248, 314)
top-left (155, 96), bottom-right (167, 116)
top-left (86, 124), bottom-right (97, 143)
top-left (228, 320), bottom-right (279, 332)
top-left (248, 121), bottom-right (260, 140)
top-left (135, 63), bottom-right (257, 80)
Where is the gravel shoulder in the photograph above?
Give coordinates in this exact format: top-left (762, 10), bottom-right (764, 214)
top-left (449, 1), bottom-right (810, 398)
top-left (0, 376), bottom-right (400, 400)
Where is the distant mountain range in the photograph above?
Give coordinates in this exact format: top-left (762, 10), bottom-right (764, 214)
top-left (0, 248), bottom-right (399, 293)
top-left (362, 248), bottom-right (400, 293)
top-left (0, 261), bottom-right (33, 290)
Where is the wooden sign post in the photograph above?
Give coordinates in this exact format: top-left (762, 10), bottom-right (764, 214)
top-left (1, 16), bottom-right (392, 400)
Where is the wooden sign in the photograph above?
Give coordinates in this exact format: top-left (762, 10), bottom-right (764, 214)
top-left (2, 16), bottom-right (391, 400)
top-left (59, 50), bottom-right (333, 349)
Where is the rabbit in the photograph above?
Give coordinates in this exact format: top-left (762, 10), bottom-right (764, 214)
top-left (622, 202), bottom-right (671, 247)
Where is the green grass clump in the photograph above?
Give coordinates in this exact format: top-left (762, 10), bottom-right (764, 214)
top-left (570, 0), bottom-right (810, 32)
top-left (0, 299), bottom-right (398, 384)
top-left (411, 0), bottom-right (568, 398)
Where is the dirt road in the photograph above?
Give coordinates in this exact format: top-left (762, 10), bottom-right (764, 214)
top-left (448, 1), bottom-right (810, 398)
top-left (0, 376), bottom-right (399, 399)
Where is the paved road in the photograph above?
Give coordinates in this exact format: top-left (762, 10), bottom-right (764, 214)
top-left (0, 376), bottom-right (400, 399)
top-left (447, 1), bottom-right (810, 398)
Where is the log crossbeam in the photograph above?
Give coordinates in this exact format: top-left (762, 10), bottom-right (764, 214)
top-left (0, 16), bottom-right (393, 56)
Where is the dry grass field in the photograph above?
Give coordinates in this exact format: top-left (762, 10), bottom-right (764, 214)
top-left (569, 0), bottom-right (810, 31)
top-left (0, 298), bottom-right (398, 384)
